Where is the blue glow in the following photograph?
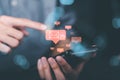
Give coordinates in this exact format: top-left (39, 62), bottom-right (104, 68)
top-left (45, 7), bottom-right (64, 29)
top-left (110, 55), bottom-right (120, 66)
top-left (94, 35), bottom-right (107, 51)
top-left (112, 17), bottom-right (120, 29)
top-left (13, 55), bottom-right (30, 69)
top-left (70, 42), bottom-right (87, 57)
top-left (60, 0), bottom-right (75, 5)
top-left (0, 8), bottom-right (2, 14)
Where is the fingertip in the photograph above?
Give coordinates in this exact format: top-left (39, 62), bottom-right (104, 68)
top-left (38, 59), bottom-right (41, 65)
top-left (48, 57), bottom-right (53, 62)
top-left (41, 56), bottom-right (47, 60)
top-left (48, 57), bottom-right (55, 65)
top-left (0, 43), bottom-right (11, 54)
top-left (23, 31), bottom-right (29, 36)
top-left (56, 56), bottom-right (64, 63)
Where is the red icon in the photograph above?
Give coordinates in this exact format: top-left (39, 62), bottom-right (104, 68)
top-left (54, 21), bottom-right (61, 26)
top-left (66, 44), bottom-right (71, 48)
top-left (65, 25), bottom-right (72, 30)
top-left (46, 30), bottom-right (66, 44)
top-left (57, 48), bottom-right (64, 53)
top-left (71, 37), bottom-right (82, 43)
top-left (50, 47), bottom-right (55, 50)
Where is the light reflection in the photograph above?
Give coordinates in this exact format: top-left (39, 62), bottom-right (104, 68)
top-left (59, 0), bottom-right (75, 5)
top-left (112, 17), bottom-right (120, 29)
top-left (13, 55), bottom-right (30, 70)
top-left (45, 7), bottom-right (64, 29)
top-left (110, 55), bottom-right (120, 67)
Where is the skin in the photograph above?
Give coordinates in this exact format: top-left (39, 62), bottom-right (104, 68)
top-left (0, 15), bottom-right (47, 53)
top-left (37, 56), bottom-right (85, 80)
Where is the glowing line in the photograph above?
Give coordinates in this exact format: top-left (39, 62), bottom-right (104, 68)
top-left (72, 49), bottom-right (97, 55)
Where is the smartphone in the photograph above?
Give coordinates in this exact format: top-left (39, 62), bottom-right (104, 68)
top-left (53, 47), bottom-right (98, 68)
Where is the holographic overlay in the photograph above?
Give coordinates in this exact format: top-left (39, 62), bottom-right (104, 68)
top-left (59, 0), bottom-right (75, 5)
top-left (45, 30), bottom-right (66, 44)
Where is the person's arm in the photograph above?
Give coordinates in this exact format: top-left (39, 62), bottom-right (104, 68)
top-left (0, 15), bottom-right (47, 53)
top-left (37, 56), bottom-right (85, 80)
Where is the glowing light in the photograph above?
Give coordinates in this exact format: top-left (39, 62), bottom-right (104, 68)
top-left (46, 30), bottom-right (66, 44)
top-left (13, 55), bottom-right (30, 69)
top-left (66, 44), bottom-right (71, 48)
top-left (45, 7), bottom-right (64, 29)
top-left (59, 0), bottom-right (75, 5)
top-left (70, 42), bottom-right (87, 57)
top-left (54, 21), bottom-right (61, 26)
top-left (65, 25), bottom-right (72, 30)
top-left (57, 48), bottom-right (64, 53)
top-left (112, 17), bottom-right (120, 29)
top-left (71, 37), bottom-right (82, 43)
top-left (110, 55), bottom-right (120, 66)
top-left (94, 35), bottom-right (107, 50)
top-left (50, 47), bottom-right (55, 50)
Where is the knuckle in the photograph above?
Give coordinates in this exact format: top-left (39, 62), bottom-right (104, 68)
top-left (17, 32), bottom-right (24, 39)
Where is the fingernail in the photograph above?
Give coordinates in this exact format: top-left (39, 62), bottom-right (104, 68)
top-left (38, 59), bottom-right (41, 65)
top-left (56, 56), bottom-right (63, 63)
top-left (48, 57), bottom-right (55, 65)
top-left (41, 57), bottom-right (47, 65)
top-left (0, 44), bottom-right (11, 54)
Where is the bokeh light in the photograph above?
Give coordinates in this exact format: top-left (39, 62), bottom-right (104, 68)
top-left (59, 0), bottom-right (75, 5)
top-left (13, 55), bottom-right (30, 70)
top-left (0, 8), bottom-right (2, 14)
top-left (112, 17), bottom-right (120, 29)
top-left (70, 42), bottom-right (87, 57)
top-left (94, 35), bottom-right (107, 51)
top-left (45, 7), bottom-right (64, 29)
top-left (110, 55), bottom-right (120, 67)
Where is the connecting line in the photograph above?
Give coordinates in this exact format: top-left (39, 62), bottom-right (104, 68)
top-left (72, 49), bottom-right (98, 55)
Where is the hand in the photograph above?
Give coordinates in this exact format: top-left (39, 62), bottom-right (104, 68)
top-left (37, 56), bottom-right (85, 80)
top-left (0, 15), bottom-right (47, 53)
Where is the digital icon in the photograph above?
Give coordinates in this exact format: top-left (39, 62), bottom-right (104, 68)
top-left (65, 25), bottom-right (72, 30)
top-left (46, 30), bottom-right (66, 44)
top-left (71, 37), bottom-right (82, 43)
top-left (54, 21), bottom-right (61, 26)
top-left (57, 48), bottom-right (64, 53)
top-left (50, 47), bottom-right (55, 50)
top-left (66, 43), bottom-right (71, 48)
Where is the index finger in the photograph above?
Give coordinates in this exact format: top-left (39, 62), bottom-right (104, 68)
top-left (0, 16), bottom-right (47, 30)
top-left (56, 56), bottom-right (73, 74)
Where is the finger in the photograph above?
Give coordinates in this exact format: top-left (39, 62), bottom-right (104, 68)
top-left (76, 62), bottom-right (85, 73)
top-left (37, 59), bottom-right (45, 80)
top-left (0, 23), bottom-right (24, 40)
top-left (48, 57), bottom-right (65, 80)
top-left (0, 34), bottom-right (19, 48)
top-left (56, 56), bottom-right (72, 74)
top-left (21, 29), bottom-right (29, 36)
top-left (13, 26), bottom-right (29, 36)
top-left (0, 16), bottom-right (47, 30)
top-left (0, 42), bottom-right (11, 53)
top-left (41, 57), bottom-right (52, 80)
top-left (5, 27), bottom-right (24, 40)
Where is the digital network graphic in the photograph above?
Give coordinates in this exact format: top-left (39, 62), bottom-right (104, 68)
top-left (45, 21), bottom-right (83, 55)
